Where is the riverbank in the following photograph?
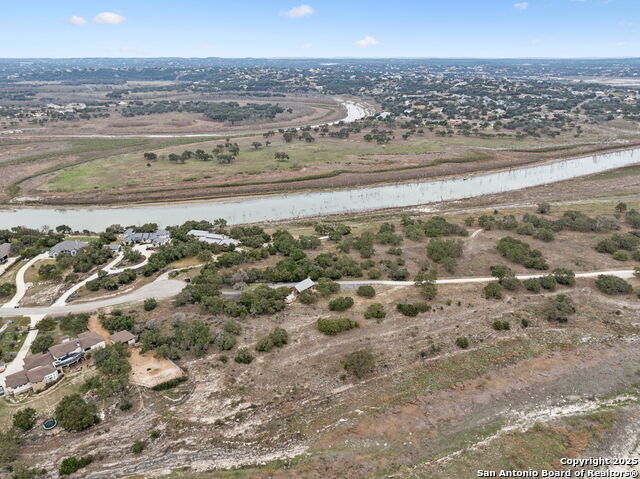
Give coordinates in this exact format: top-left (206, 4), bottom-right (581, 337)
top-left (1, 145), bottom-right (640, 230)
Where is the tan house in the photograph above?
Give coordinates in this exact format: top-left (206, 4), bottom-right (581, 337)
top-left (26, 364), bottom-right (59, 392)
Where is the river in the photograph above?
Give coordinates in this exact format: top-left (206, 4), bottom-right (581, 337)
top-left (0, 147), bottom-right (638, 230)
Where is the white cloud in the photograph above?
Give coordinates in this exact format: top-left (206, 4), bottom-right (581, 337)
top-left (300, 42), bottom-right (312, 49)
top-left (69, 15), bottom-right (87, 26)
top-left (514, 2), bottom-right (529, 9)
top-left (617, 41), bottom-right (627, 46)
top-left (198, 43), bottom-right (211, 50)
top-left (282, 4), bottom-right (314, 18)
top-left (531, 38), bottom-right (542, 44)
top-left (355, 35), bottom-right (380, 48)
top-left (93, 12), bottom-right (126, 24)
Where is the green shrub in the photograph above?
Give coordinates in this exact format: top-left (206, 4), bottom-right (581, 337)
top-left (356, 285), bottom-right (376, 298)
top-left (543, 294), bottom-right (577, 322)
top-left (269, 327), bottom-right (288, 347)
top-left (595, 275), bottom-right (633, 295)
top-left (483, 282), bottom-right (503, 299)
top-left (55, 394), bottom-right (98, 432)
top-left (523, 278), bottom-right (542, 293)
top-left (492, 321), bottom-right (510, 331)
top-left (500, 276), bottom-right (521, 291)
top-left (613, 250), bottom-right (629, 261)
top-left (131, 440), bottom-right (146, 454)
top-left (255, 336), bottom-right (274, 352)
top-left (255, 328), bottom-right (288, 352)
top-left (367, 269), bottom-right (381, 279)
top-left (328, 296), bottom-right (354, 311)
top-left (143, 298), bottom-right (158, 311)
top-left (151, 376), bottom-right (187, 391)
top-left (298, 290), bottom-right (318, 304)
top-left (315, 278), bottom-right (340, 296)
top-left (12, 408), bottom-right (36, 432)
top-left (496, 236), bottom-right (548, 270)
top-left (364, 303), bottom-right (386, 320)
top-left (343, 350), bottom-right (375, 379)
top-left (455, 337), bottom-right (469, 349)
top-left (539, 275), bottom-right (557, 291)
top-left (490, 264), bottom-right (514, 279)
top-left (533, 228), bottom-right (554, 242)
top-left (30, 332), bottom-right (55, 354)
top-left (317, 318), bottom-right (359, 335)
top-left (552, 268), bottom-right (576, 286)
top-left (234, 347), bottom-right (254, 364)
top-left (537, 202), bottom-right (551, 214)
top-left (223, 319), bottom-right (242, 336)
top-left (59, 456), bottom-right (93, 476)
top-left (214, 331), bottom-right (236, 351)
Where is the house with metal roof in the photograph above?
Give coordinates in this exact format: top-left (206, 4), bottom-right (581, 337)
top-left (123, 229), bottom-right (170, 247)
top-left (187, 230), bottom-right (240, 247)
top-left (49, 240), bottom-right (89, 257)
top-left (285, 278), bottom-right (315, 304)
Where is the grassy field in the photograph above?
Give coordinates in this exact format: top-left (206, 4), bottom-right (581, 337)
top-left (46, 132), bottom-right (570, 193)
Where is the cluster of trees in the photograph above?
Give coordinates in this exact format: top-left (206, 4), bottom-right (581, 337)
top-left (140, 318), bottom-right (212, 359)
top-left (0, 283), bottom-right (16, 297)
top-left (123, 100), bottom-right (284, 124)
top-left (56, 242), bottom-right (113, 274)
top-left (86, 268), bottom-right (137, 292)
top-left (480, 210), bottom-right (620, 237)
top-left (55, 394), bottom-right (99, 431)
top-left (595, 232), bottom-right (640, 262)
top-left (402, 216), bottom-right (468, 241)
top-left (100, 310), bottom-right (135, 333)
top-left (496, 236), bottom-right (548, 270)
top-left (0, 226), bottom-right (64, 259)
top-left (427, 238), bottom-right (463, 273)
top-left (81, 343), bottom-right (132, 399)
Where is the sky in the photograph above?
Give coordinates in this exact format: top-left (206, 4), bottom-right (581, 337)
top-left (0, 0), bottom-right (637, 58)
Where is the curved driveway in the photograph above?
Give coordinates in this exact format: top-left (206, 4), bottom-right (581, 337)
top-left (0, 273), bottom-right (185, 318)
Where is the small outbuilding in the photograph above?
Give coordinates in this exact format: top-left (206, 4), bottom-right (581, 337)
top-left (110, 330), bottom-right (136, 346)
top-left (285, 278), bottom-right (315, 304)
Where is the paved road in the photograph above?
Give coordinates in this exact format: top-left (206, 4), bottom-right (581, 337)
top-left (0, 273), bottom-right (185, 318)
top-left (336, 269), bottom-right (636, 289)
top-left (2, 253), bottom-right (49, 308)
top-left (52, 245), bottom-right (151, 307)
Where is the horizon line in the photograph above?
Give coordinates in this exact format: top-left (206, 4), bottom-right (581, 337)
top-left (2, 56), bottom-right (640, 61)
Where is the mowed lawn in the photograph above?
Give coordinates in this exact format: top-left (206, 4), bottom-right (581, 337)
top-left (45, 132), bottom-right (552, 192)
